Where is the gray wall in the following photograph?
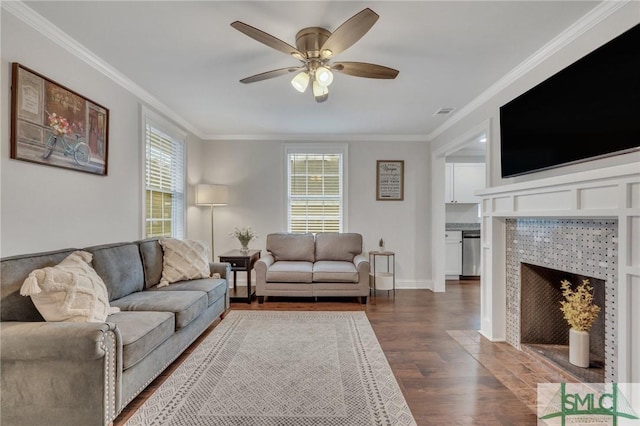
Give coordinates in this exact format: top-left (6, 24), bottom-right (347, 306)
top-left (200, 139), bottom-right (432, 288)
top-left (1, 12), bottom-right (205, 256)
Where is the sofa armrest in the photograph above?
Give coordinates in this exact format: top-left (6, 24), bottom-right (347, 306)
top-left (256, 254), bottom-right (275, 269)
top-left (254, 255), bottom-right (275, 296)
top-left (354, 254), bottom-right (368, 268)
top-left (354, 255), bottom-right (370, 290)
top-left (1, 321), bottom-right (120, 361)
top-left (209, 262), bottom-right (231, 310)
top-left (210, 261), bottom-right (231, 280)
top-left (1, 321), bottom-right (122, 426)
top-left (354, 254), bottom-right (369, 273)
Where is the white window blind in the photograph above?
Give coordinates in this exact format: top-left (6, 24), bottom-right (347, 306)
top-left (287, 151), bottom-right (343, 233)
top-left (144, 123), bottom-right (185, 238)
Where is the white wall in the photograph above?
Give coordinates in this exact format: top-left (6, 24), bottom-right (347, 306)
top-left (199, 140), bottom-right (432, 289)
top-left (1, 12), bottom-right (204, 256)
top-left (429, 3), bottom-right (639, 293)
top-left (430, 2), bottom-right (640, 188)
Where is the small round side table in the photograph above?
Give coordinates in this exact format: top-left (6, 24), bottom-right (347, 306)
top-left (369, 251), bottom-right (395, 297)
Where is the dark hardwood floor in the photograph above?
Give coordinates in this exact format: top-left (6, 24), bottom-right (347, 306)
top-left (115, 281), bottom-right (540, 425)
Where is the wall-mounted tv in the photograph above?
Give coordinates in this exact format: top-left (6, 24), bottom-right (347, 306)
top-left (500, 23), bottom-right (640, 178)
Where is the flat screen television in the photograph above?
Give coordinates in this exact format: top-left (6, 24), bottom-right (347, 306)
top-left (500, 23), bottom-right (640, 178)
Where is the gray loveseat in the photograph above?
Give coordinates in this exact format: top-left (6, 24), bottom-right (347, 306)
top-left (255, 233), bottom-right (370, 304)
top-left (0, 238), bottom-right (229, 426)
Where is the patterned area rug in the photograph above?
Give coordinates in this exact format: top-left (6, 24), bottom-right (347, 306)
top-left (125, 311), bottom-right (416, 425)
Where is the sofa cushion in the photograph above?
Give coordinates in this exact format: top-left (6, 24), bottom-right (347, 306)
top-left (87, 243), bottom-right (145, 302)
top-left (266, 233), bottom-right (315, 262)
top-left (266, 261), bottom-right (313, 283)
top-left (158, 238), bottom-right (211, 288)
top-left (107, 310), bottom-right (174, 370)
top-left (138, 238), bottom-right (164, 288)
top-left (19, 251), bottom-right (120, 322)
top-left (1, 248), bottom-right (77, 322)
top-left (110, 290), bottom-right (207, 329)
top-left (149, 277), bottom-right (227, 306)
top-left (312, 261), bottom-right (359, 283)
top-left (315, 233), bottom-right (363, 262)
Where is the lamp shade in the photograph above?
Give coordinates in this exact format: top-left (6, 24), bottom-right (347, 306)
top-left (196, 184), bottom-right (228, 206)
top-left (291, 71), bottom-right (310, 93)
top-left (312, 81), bottom-right (329, 102)
top-left (315, 66), bottom-right (333, 87)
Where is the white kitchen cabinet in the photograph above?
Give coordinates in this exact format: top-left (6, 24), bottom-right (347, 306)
top-left (445, 231), bottom-right (462, 277)
top-left (445, 163), bottom-right (485, 203)
top-left (445, 163), bottom-right (454, 204)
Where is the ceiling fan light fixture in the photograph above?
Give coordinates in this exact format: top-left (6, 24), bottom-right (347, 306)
top-left (315, 66), bottom-right (334, 87)
top-left (321, 49), bottom-right (333, 59)
top-left (312, 80), bottom-right (328, 98)
top-left (232, 8), bottom-right (398, 103)
top-left (291, 71), bottom-right (310, 92)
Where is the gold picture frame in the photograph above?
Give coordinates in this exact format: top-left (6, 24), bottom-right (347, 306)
top-left (10, 63), bottom-right (109, 175)
top-left (376, 160), bottom-right (404, 201)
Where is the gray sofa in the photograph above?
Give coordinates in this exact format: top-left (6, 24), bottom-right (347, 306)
top-left (0, 238), bottom-right (229, 426)
top-left (255, 233), bottom-right (370, 304)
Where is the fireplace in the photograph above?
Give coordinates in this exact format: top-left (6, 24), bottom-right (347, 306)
top-left (474, 162), bottom-right (638, 387)
top-left (520, 263), bottom-right (605, 382)
top-left (505, 218), bottom-right (618, 382)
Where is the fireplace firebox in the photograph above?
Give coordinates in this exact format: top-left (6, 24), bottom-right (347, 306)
top-left (520, 263), bottom-right (605, 382)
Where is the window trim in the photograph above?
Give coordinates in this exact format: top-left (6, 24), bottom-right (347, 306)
top-left (141, 105), bottom-right (187, 239)
top-left (283, 143), bottom-right (348, 233)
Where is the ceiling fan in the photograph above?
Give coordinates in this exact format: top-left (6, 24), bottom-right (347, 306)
top-left (231, 8), bottom-right (399, 103)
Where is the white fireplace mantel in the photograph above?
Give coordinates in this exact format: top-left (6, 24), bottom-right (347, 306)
top-left (477, 162), bottom-right (640, 384)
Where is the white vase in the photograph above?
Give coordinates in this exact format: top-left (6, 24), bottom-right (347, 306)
top-left (569, 328), bottom-right (590, 368)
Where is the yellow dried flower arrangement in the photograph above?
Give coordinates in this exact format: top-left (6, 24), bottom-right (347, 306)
top-left (559, 279), bottom-right (601, 332)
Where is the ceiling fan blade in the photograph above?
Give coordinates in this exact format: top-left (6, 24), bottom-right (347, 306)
top-left (332, 62), bottom-right (399, 79)
top-left (240, 66), bottom-right (304, 84)
top-left (231, 21), bottom-right (305, 59)
top-left (320, 8), bottom-right (379, 58)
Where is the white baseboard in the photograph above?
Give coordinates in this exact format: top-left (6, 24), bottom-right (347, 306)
top-left (229, 279), bottom-right (433, 290)
top-left (393, 280), bottom-right (432, 290)
top-left (479, 329), bottom-right (507, 343)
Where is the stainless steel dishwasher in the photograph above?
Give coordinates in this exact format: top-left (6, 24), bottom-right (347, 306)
top-left (462, 230), bottom-right (481, 277)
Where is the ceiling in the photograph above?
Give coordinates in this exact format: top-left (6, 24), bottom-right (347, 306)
top-left (23, 1), bottom-right (599, 140)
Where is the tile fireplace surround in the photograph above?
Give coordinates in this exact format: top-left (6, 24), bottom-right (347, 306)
top-left (477, 162), bottom-right (640, 388)
top-left (505, 218), bottom-right (617, 381)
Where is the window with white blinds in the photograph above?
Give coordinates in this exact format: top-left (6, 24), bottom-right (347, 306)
top-left (286, 146), bottom-right (346, 233)
top-left (144, 115), bottom-right (185, 239)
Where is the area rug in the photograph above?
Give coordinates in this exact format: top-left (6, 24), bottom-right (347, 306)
top-left (125, 311), bottom-right (416, 425)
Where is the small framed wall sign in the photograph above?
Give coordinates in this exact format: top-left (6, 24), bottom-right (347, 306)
top-left (10, 63), bottom-right (109, 175)
top-left (376, 160), bottom-right (404, 201)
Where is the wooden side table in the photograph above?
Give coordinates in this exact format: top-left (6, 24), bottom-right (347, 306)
top-left (218, 249), bottom-right (261, 304)
top-left (369, 251), bottom-right (396, 297)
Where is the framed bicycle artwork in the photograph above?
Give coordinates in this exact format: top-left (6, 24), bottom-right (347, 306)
top-left (10, 63), bottom-right (109, 176)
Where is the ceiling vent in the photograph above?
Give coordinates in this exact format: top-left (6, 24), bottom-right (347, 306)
top-left (433, 107), bottom-right (455, 116)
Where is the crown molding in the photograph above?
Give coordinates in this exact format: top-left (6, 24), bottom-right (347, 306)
top-left (202, 133), bottom-right (430, 142)
top-left (2, 0), bottom-right (205, 139)
top-left (427, 0), bottom-right (631, 141)
top-left (5, 0), bottom-right (630, 143)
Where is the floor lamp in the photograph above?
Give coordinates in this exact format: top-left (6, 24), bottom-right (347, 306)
top-left (195, 184), bottom-right (228, 261)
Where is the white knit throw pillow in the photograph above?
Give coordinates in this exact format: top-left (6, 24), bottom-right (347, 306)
top-left (20, 251), bottom-right (119, 322)
top-left (158, 238), bottom-right (210, 287)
